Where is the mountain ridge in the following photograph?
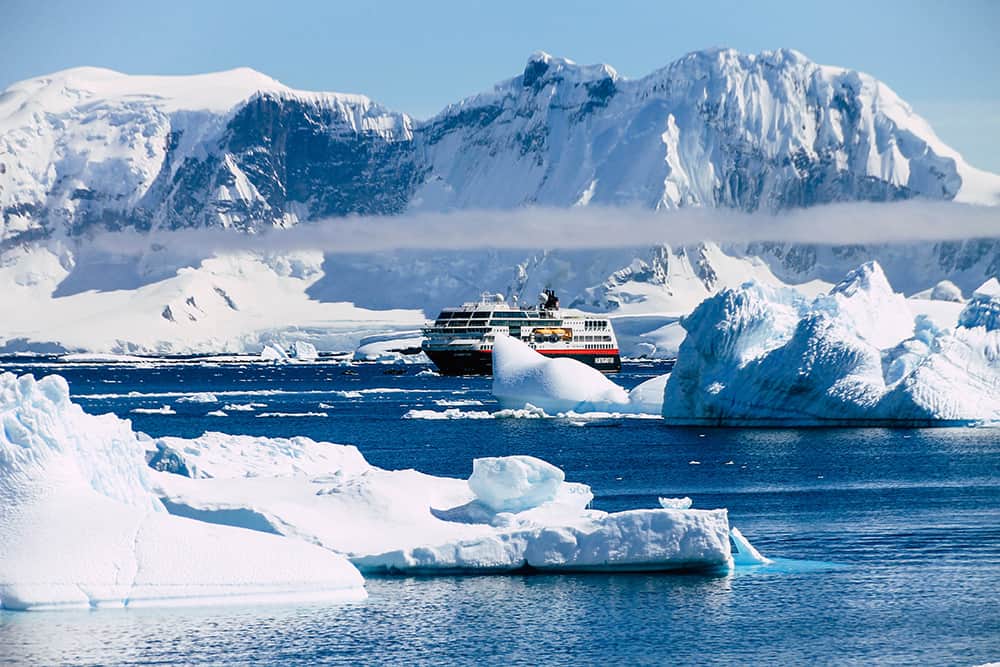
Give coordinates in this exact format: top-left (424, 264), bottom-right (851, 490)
top-left (2, 48), bottom-right (998, 245)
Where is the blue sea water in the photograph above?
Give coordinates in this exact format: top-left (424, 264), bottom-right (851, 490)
top-left (1, 357), bottom-right (998, 666)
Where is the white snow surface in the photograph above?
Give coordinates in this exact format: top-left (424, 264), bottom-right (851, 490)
top-left (0, 373), bottom-right (365, 610)
top-left (661, 263), bottom-right (1000, 425)
top-left (148, 432), bottom-right (369, 480)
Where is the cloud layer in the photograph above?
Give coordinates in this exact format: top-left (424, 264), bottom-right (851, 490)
top-left (83, 200), bottom-right (999, 257)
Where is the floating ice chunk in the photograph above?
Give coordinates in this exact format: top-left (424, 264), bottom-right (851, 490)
top-left (492, 334), bottom-right (655, 414)
top-left (291, 341), bottom-right (318, 360)
top-left (729, 527), bottom-right (771, 566)
top-left (175, 392), bottom-right (218, 403)
top-left (205, 410), bottom-right (227, 417)
top-left (260, 344), bottom-right (288, 361)
top-left (492, 334), bottom-right (630, 413)
top-left (256, 411), bottom-right (328, 418)
top-left (355, 508), bottom-right (733, 573)
top-left (222, 402), bottom-right (266, 411)
top-left (0, 373), bottom-right (365, 611)
top-left (402, 405), bottom-right (547, 420)
top-left (469, 456), bottom-right (565, 512)
top-left (353, 331), bottom-right (425, 363)
top-left (131, 405), bottom-right (176, 415)
top-left (434, 399), bottom-right (484, 407)
top-left (658, 496), bottom-right (693, 509)
top-left (627, 373), bottom-right (669, 414)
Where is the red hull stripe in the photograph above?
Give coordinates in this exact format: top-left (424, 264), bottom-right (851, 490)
top-left (478, 349), bottom-right (619, 355)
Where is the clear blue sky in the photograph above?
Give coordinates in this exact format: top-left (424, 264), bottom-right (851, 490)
top-left (4, 0), bottom-right (999, 171)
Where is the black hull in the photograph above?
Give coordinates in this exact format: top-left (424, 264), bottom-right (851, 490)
top-left (425, 349), bottom-right (622, 376)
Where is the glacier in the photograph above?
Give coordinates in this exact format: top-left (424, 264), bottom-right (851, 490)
top-left (0, 372), bottom-right (366, 610)
top-left (661, 263), bottom-right (1000, 425)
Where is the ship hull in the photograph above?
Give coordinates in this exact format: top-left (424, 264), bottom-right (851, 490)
top-left (425, 349), bottom-right (622, 376)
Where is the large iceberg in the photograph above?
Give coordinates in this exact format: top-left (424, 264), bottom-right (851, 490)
top-left (150, 432), bottom-right (755, 574)
top-left (661, 263), bottom-right (1000, 425)
top-left (491, 334), bottom-right (668, 414)
top-left (0, 373), bottom-right (366, 611)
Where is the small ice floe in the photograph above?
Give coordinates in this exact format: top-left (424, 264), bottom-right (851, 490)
top-left (205, 410), bottom-right (228, 417)
top-left (658, 497), bottom-right (693, 510)
top-left (434, 399), bottom-right (485, 407)
top-left (333, 390), bottom-right (363, 399)
top-left (730, 527), bottom-right (772, 566)
top-left (291, 341), bottom-right (318, 361)
top-left (260, 344), bottom-right (289, 362)
top-left (688, 460), bottom-right (701, 465)
top-left (256, 412), bottom-right (329, 418)
top-left (402, 405), bottom-right (546, 420)
top-left (131, 405), bottom-right (176, 415)
top-left (222, 402), bottom-right (266, 411)
top-left (175, 392), bottom-right (218, 404)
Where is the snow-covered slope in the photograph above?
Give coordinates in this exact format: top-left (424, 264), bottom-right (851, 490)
top-left (660, 263), bottom-right (1000, 425)
top-left (3, 235), bottom-right (997, 355)
top-left (0, 244), bottom-right (424, 354)
top-left (0, 67), bottom-right (413, 242)
top-left (3, 49), bottom-right (998, 245)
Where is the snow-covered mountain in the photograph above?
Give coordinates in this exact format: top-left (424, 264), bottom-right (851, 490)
top-left (2, 49), bottom-right (998, 354)
top-left (415, 49), bottom-right (1000, 211)
top-left (3, 49), bottom-right (999, 245)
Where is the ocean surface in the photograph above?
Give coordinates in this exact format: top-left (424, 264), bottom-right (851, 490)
top-left (1, 357), bottom-right (998, 666)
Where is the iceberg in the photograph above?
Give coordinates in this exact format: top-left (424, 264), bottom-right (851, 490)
top-left (491, 334), bottom-right (667, 414)
top-left (661, 263), bottom-right (1000, 425)
top-left (0, 373), bottom-right (366, 611)
top-left (353, 331), bottom-right (426, 363)
top-left (150, 430), bottom-right (760, 574)
top-left (291, 341), bottom-right (318, 361)
top-left (175, 392), bottom-right (219, 404)
top-left (468, 456), bottom-right (564, 512)
top-left (260, 344), bottom-right (288, 361)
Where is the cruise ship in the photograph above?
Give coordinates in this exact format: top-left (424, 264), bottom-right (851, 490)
top-left (421, 290), bottom-right (621, 375)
